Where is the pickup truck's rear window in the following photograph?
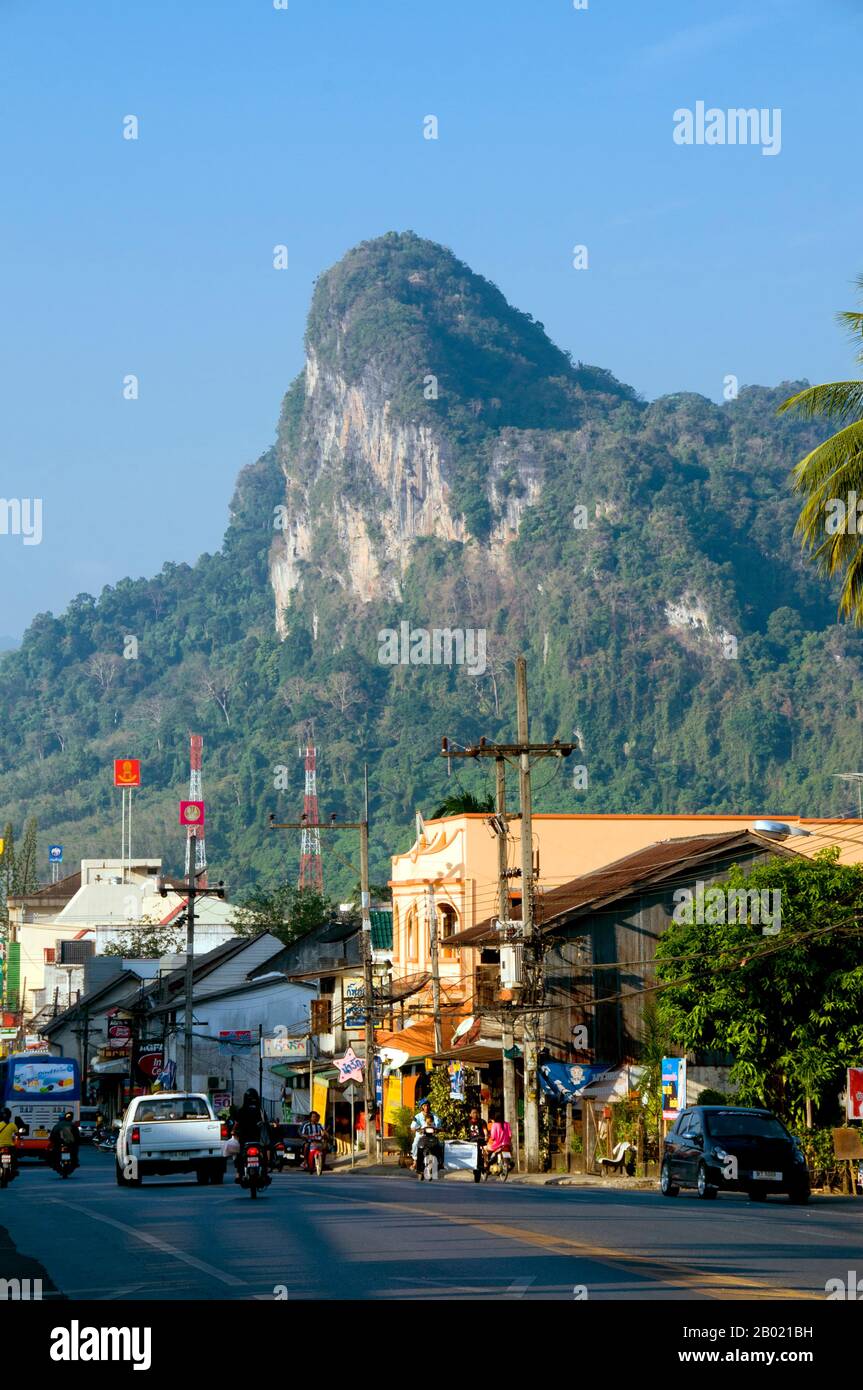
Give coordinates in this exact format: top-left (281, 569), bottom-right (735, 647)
top-left (135, 1098), bottom-right (211, 1121)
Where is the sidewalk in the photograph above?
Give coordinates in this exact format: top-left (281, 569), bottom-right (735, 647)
top-left (327, 1153), bottom-right (657, 1189)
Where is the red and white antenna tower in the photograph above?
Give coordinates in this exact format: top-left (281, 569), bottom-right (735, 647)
top-left (298, 743), bottom-right (323, 892)
top-left (185, 733), bottom-right (208, 886)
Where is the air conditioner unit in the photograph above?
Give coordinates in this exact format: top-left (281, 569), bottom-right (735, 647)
top-left (500, 944), bottom-right (524, 989)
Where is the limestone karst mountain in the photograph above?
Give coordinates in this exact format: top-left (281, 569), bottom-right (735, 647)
top-left (0, 231), bottom-right (860, 892)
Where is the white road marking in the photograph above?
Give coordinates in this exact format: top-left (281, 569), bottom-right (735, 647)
top-left (46, 1198), bottom-right (246, 1288)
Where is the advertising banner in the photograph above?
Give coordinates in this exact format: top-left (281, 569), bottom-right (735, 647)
top-left (847, 1067), bottom-right (863, 1120)
top-left (661, 1056), bottom-right (686, 1120)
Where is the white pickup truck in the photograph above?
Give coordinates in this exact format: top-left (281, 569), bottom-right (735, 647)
top-left (115, 1092), bottom-right (228, 1187)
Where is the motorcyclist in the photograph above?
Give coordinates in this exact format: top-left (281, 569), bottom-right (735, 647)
top-left (49, 1110), bottom-right (80, 1172)
top-left (0, 1107), bottom-right (18, 1178)
top-left (300, 1111), bottom-right (329, 1170)
top-left (483, 1109), bottom-right (513, 1172)
top-left (467, 1107), bottom-right (488, 1183)
top-left (232, 1088), bottom-right (270, 1183)
top-left (411, 1100), bottom-right (443, 1179)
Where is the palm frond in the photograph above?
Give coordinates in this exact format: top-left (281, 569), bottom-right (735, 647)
top-left (779, 381), bottom-right (863, 423)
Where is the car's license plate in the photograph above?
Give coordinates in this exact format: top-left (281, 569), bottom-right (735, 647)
top-left (752, 1170), bottom-right (782, 1181)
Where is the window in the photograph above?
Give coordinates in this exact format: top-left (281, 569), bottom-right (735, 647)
top-left (405, 906), bottom-right (418, 962)
top-left (438, 904), bottom-right (458, 961)
top-left (135, 1097), bottom-right (210, 1121)
top-left (392, 904), bottom-right (400, 962)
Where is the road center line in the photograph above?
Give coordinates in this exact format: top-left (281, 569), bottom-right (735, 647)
top-left (303, 1186), bottom-right (812, 1300)
top-left (46, 1198), bottom-right (246, 1289)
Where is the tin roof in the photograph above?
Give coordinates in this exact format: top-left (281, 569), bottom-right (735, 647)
top-left (442, 830), bottom-right (794, 947)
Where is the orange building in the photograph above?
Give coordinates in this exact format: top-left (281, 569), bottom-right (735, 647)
top-left (388, 813), bottom-right (863, 1019)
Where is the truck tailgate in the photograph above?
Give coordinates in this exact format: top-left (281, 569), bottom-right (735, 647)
top-left (136, 1119), bottom-right (221, 1156)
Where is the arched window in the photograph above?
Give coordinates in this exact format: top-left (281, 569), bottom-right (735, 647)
top-left (405, 906), bottom-right (418, 962)
top-left (438, 904), bottom-right (459, 961)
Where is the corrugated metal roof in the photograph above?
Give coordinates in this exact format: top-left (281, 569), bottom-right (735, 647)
top-left (370, 909), bottom-right (393, 951)
top-left (443, 830), bottom-right (793, 947)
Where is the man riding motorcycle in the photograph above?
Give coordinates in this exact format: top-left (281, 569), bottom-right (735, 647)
top-left (300, 1111), bottom-right (329, 1171)
top-left (232, 1088), bottom-right (271, 1184)
top-left (410, 1101), bottom-right (443, 1179)
top-left (49, 1111), bottom-right (80, 1172)
top-left (0, 1108), bottom-right (19, 1179)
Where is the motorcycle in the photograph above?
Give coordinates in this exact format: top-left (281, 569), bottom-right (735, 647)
top-left (305, 1133), bottom-right (326, 1176)
top-left (0, 1150), bottom-right (16, 1189)
top-left (417, 1125), bottom-right (443, 1182)
top-left (238, 1142), bottom-right (270, 1199)
top-left (484, 1147), bottom-right (514, 1182)
top-left (272, 1139), bottom-right (287, 1172)
top-left (58, 1148), bottom-right (76, 1180)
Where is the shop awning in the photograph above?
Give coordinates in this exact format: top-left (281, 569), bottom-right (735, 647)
top-left (539, 1061), bottom-right (614, 1101)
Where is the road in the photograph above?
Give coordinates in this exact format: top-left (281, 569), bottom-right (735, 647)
top-left (0, 1148), bottom-right (858, 1301)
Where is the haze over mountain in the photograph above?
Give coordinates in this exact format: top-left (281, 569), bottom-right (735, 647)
top-left (1, 232), bottom-right (859, 895)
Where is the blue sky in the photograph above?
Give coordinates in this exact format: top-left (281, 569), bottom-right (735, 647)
top-left (0, 0), bottom-right (860, 637)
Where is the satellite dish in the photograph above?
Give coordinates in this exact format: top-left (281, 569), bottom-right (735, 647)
top-left (753, 820), bottom-right (791, 836)
top-left (452, 1016), bottom-right (475, 1041)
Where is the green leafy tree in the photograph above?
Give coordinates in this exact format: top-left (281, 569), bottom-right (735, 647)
top-left (655, 850), bottom-right (863, 1126)
top-left (103, 919), bottom-right (185, 958)
top-left (14, 817), bottom-right (39, 895)
top-left (425, 1064), bottom-right (479, 1136)
top-left (0, 823), bottom-right (13, 931)
top-left (781, 276), bottom-right (863, 622)
top-left (231, 883), bottom-right (335, 945)
top-left (430, 791), bottom-right (493, 818)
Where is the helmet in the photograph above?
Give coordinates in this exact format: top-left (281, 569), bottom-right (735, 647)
top-left (64, 1111), bottom-right (74, 1121)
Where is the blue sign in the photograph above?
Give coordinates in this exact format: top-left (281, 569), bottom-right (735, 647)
top-left (661, 1056), bottom-right (686, 1119)
top-left (539, 1061), bottom-right (613, 1101)
top-left (373, 1054), bottom-right (383, 1107)
top-left (48, 845), bottom-right (63, 863)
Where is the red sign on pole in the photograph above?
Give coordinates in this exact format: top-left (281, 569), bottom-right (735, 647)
top-left (114, 758), bottom-right (141, 787)
top-left (179, 800), bottom-right (205, 828)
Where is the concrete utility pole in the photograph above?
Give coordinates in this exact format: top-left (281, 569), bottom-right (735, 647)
top-left (516, 657), bottom-right (541, 1173)
top-left (426, 881), bottom-right (443, 1054)
top-left (271, 769), bottom-right (380, 1162)
top-left (496, 755), bottom-right (519, 1170)
top-left (158, 837), bottom-right (225, 1093)
top-left (441, 657), bottom-right (577, 1173)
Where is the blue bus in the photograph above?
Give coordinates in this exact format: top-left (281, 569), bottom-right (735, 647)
top-left (0, 1053), bottom-right (81, 1157)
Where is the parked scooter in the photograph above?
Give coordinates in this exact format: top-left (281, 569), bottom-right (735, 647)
top-left (272, 1138), bottom-right (287, 1172)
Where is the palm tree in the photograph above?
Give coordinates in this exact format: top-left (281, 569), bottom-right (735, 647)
top-left (430, 790), bottom-right (494, 818)
top-left (780, 275), bottom-right (863, 623)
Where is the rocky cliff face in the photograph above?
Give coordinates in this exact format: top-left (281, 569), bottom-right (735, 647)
top-left (267, 231), bottom-right (632, 633)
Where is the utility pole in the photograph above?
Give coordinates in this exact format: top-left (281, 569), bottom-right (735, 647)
top-left (271, 768), bottom-right (379, 1162)
top-left (441, 657), bottom-right (577, 1173)
top-left (516, 657), bottom-right (541, 1173)
top-left (157, 837), bottom-right (225, 1094)
top-left (496, 755), bottom-right (519, 1171)
top-left (427, 881), bottom-right (443, 1054)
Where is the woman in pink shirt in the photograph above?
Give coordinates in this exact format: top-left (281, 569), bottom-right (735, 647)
top-left (485, 1111), bottom-right (512, 1160)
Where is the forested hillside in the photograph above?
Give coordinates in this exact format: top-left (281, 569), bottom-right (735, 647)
top-left (1, 233), bottom-right (860, 898)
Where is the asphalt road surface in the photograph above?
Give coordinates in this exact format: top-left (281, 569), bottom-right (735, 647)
top-left (1, 1148), bottom-right (858, 1301)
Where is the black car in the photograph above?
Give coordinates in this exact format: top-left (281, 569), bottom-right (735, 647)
top-left (660, 1106), bottom-right (810, 1204)
top-left (274, 1123), bottom-right (307, 1165)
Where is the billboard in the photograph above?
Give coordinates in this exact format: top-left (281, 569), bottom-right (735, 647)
top-left (847, 1067), bottom-right (863, 1120)
top-left (114, 758), bottom-right (141, 787)
top-left (661, 1056), bottom-right (686, 1120)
